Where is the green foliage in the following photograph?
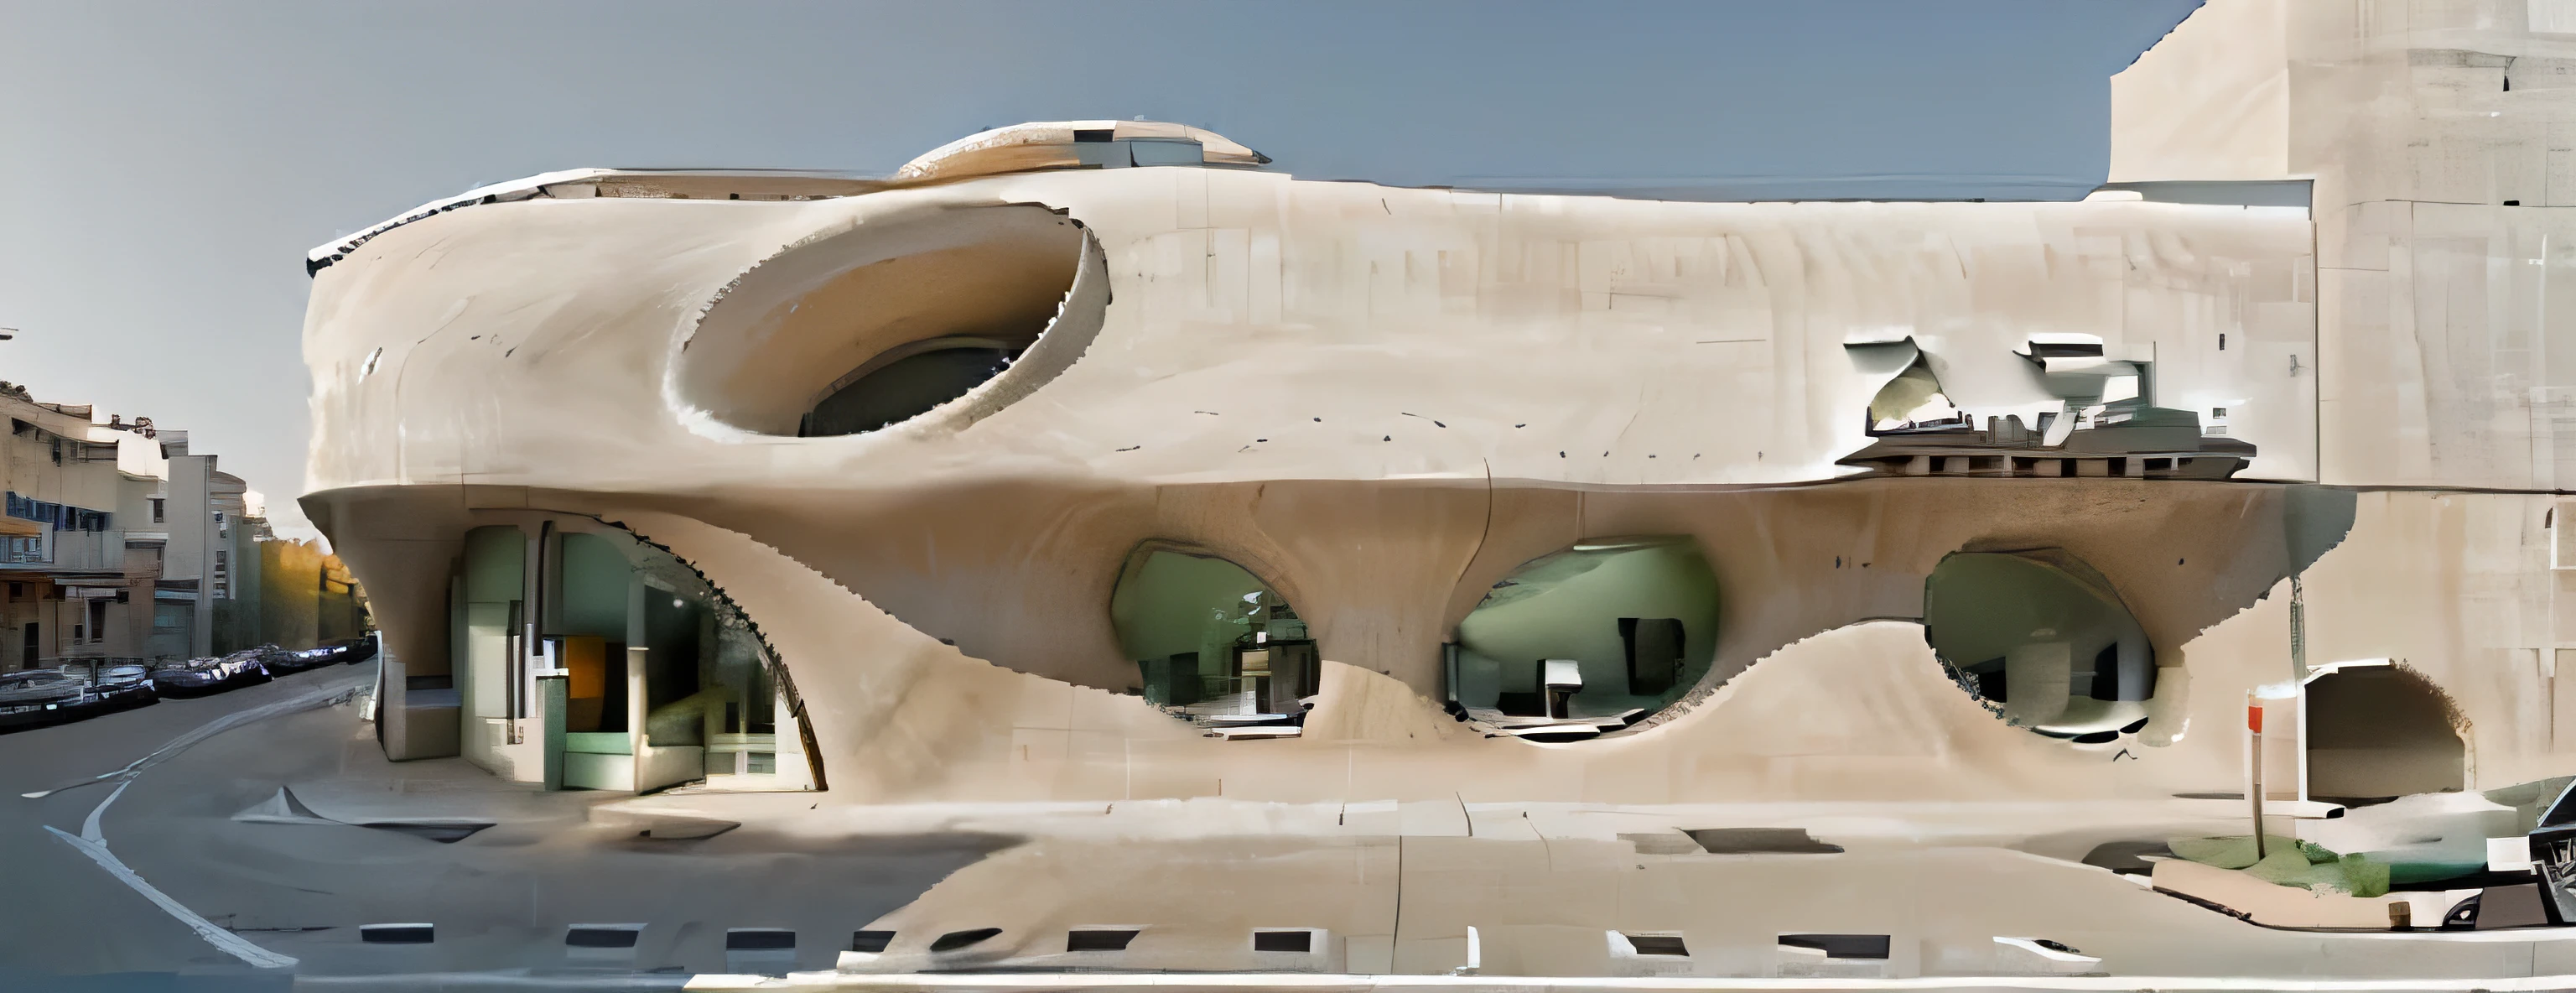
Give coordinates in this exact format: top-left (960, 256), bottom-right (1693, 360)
top-left (2337, 852), bottom-right (2392, 898)
top-left (2169, 834), bottom-right (2308, 870)
top-left (2170, 834), bottom-right (2388, 897)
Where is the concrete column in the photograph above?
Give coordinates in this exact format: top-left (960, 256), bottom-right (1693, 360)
top-left (538, 673), bottom-right (567, 791)
top-left (626, 645), bottom-right (648, 791)
top-left (379, 652), bottom-right (406, 753)
top-left (2002, 641), bottom-right (2073, 729)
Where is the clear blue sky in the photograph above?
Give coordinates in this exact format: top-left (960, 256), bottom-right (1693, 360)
top-left (0, 0), bottom-right (2201, 540)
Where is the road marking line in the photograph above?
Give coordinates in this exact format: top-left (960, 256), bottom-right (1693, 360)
top-left (44, 825), bottom-right (297, 969)
top-left (23, 671), bottom-right (366, 970)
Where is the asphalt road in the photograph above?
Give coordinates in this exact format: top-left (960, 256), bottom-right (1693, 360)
top-left (14, 661), bottom-right (2568, 993)
top-left (0, 661), bottom-right (1006, 991)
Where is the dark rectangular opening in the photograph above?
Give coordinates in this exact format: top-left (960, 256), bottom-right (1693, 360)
top-left (2089, 643), bottom-right (2122, 702)
top-left (1619, 617), bottom-right (1684, 694)
top-left (1493, 690), bottom-right (1545, 716)
top-left (1968, 658), bottom-right (2006, 702)
top-left (1073, 128), bottom-right (1114, 143)
top-left (566, 926), bottom-right (641, 949)
top-left (726, 928), bottom-right (795, 950)
top-left (1685, 827), bottom-right (1844, 855)
top-left (644, 597), bottom-right (703, 715)
top-left (931, 928), bottom-right (1001, 952)
top-left (361, 924), bottom-right (435, 945)
top-left (1625, 933), bottom-right (1690, 956)
top-left (1067, 928), bottom-right (1139, 952)
top-left (1779, 933), bottom-right (1890, 959)
top-left (850, 930), bottom-right (896, 953)
top-left (1253, 930), bottom-right (1312, 953)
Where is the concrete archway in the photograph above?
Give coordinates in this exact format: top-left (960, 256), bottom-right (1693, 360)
top-left (2305, 664), bottom-right (2464, 803)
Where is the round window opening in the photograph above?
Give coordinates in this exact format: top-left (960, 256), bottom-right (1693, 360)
top-left (1450, 536), bottom-right (1720, 741)
top-left (1923, 549), bottom-right (2158, 743)
top-left (1109, 546), bottom-right (1317, 725)
top-left (676, 202), bottom-right (1098, 438)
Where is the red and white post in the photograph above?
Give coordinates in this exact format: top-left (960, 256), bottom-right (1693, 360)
top-left (2248, 694), bottom-right (2267, 859)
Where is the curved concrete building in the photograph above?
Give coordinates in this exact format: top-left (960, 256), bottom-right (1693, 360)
top-left (294, 0), bottom-right (2576, 981)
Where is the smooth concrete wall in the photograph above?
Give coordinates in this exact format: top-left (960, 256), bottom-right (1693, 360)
top-left (304, 476), bottom-right (2373, 805)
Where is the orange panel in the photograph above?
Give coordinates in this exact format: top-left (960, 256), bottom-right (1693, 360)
top-left (563, 636), bottom-right (607, 699)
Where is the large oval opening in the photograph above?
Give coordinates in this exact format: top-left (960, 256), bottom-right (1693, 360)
top-left (1923, 549), bottom-right (2157, 741)
top-left (677, 203), bottom-right (1094, 437)
top-left (1109, 545), bottom-right (1317, 729)
top-left (1450, 536), bottom-right (1720, 741)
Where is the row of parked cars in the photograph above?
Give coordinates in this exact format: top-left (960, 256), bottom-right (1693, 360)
top-left (0, 636), bottom-right (378, 733)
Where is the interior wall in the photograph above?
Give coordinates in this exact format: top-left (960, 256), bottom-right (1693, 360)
top-left (1453, 538), bottom-right (1719, 715)
top-left (555, 532), bottom-right (631, 640)
top-left (459, 525), bottom-right (523, 720)
top-left (1109, 547), bottom-right (1273, 678)
top-left (1923, 550), bottom-right (2154, 736)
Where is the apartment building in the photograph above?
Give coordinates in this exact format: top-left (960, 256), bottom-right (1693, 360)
top-left (0, 385), bottom-right (366, 671)
top-left (0, 387), bottom-right (159, 668)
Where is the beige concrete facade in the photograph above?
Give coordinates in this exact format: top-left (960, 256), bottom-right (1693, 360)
top-left (290, 0), bottom-right (2576, 980)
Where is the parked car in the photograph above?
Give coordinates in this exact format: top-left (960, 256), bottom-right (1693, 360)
top-left (65, 660), bottom-right (159, 713)
top-left (263, 635), bottom-right (383, 675)
top-left (262, 642), bottom-right (342, 676)
top-left (262, 633), bottom-right (380, 675)
top-left (150, 649), bottom-right (274, 699)
top-left (333, 634), bottom-right (380, 665)
top-left (0, 668), bottom-right (90, 731)
top-left (2532, 779), bottom-right (2576, 925)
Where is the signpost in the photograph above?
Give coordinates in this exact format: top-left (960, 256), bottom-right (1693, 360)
top-left (2250, 694), bottom-right (2267, 860)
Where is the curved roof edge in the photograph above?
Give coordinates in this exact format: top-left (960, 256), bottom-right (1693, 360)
top-left (307, 122), bottom-right (1268, 279)
top-left (304, 168), bottom-right (885, 277)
